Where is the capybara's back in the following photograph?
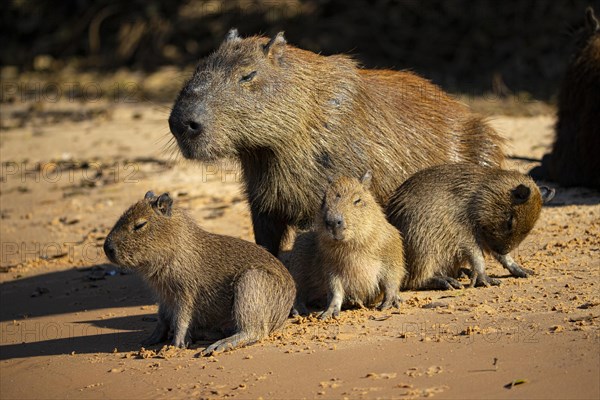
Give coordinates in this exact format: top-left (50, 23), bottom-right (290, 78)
top-left (541, 7), bottom-right (600, 189)
top-left (169, 30), bottom-right (505, 255)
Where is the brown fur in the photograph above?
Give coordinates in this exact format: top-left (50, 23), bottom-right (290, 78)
top-left (386, 164), bottom-right (555, 290)
top-left (103, 191), bottom-right (295, 356)
top-left (169, 29), bottom-right (505, 255)
top-left (287, 172), bottom-right (405, 318)
top-left (539, 7), bottom-right (600, 189)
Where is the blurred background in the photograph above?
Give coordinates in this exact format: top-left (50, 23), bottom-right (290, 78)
top-left (0, 0), bottom-right (595, 102)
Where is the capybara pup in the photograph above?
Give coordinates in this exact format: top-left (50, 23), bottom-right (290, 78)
top-left (386, 164), bottom-right (555, 290)
top-left (169, 29), bottom-right (505, 255)
top-left (103, 191), bottom-right (296, 355)
top-left (288, 172), bottom-right (405, 319)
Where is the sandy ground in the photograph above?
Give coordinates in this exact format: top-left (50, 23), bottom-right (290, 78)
top-left (0, 98), bottom-right (598, 399)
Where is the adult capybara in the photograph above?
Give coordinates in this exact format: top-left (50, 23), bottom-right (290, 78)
top-left (287, 172), bottom-right (405, 319)
top-left (535, 7), bottom-right (600, 189)
top-left (104, 191), bottom-right (296, 356)
top-left (169, 29), bottom-right (505, 255)
top-left (386, 164), bottom-right (555, 290)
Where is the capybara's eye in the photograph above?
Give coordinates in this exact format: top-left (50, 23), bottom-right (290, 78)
top-left (354, 198), bottom-right (362, 205)
top-left (134, 220), bottom-right (148, 231)
top-left (240, 71), bottom-right (257, 83)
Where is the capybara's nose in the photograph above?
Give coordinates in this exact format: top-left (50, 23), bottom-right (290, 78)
top-left (103, 237), bottom-right (117, 262)
top-left (185, 119), bottom-right (204, 138)
top-left (168, 111), bottom-right (204, 139)
top-left (168, 112), bottom-right (185, 138)
top-left (325, 214), bottom-right (345, 231)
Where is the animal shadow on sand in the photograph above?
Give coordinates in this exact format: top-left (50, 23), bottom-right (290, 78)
top-left (0, 263), bottom-right (179, 360)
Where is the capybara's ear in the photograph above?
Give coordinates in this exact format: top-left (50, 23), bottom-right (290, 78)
top-left (144, 191), bottom-right (156, 200)
top-left (511, 184), bottom-right (531, 204)
top-left (155, 193), bottom-right (173, 216)
top-left (360, 170), bottom-right (373, 189)
top-left (263, 32), bottom-right (286, 61)
top-left (540, 186), bottom-right (556, 204)
top-left (585, 7), bottom-right (599, 33)
top-left (225, 28), bottom-right (241, 42)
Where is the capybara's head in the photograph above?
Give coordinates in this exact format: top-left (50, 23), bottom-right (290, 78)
top-left (169, 29), bottom-right (294, 161)
top-left (575, 7), bottom-right (600, 50)
top-left (474, 172), bottom-right (555, 255)
top-left (317, 171), bottom-right (379, 243)
top-left (104, 191), bottom-right (184, 271)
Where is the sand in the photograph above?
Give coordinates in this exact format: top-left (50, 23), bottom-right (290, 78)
top-left (0, 99), bottom-right (598, 399)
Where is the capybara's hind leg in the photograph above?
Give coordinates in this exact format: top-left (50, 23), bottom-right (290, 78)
top-left (199, 267), bottom-right (293, 356)
top-left (378, 275), bottom-right (403, 310)
top-left (422, 276), bottom-right (464, 290)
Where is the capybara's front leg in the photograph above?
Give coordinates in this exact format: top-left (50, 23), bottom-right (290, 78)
top-left (251, 208), bottom-right (288, 256)
top-left (171, 304), bottom-right (192, 348)
top-left (468, 251), bottom-right (501, 287)
top-left (494, 253), bottom-right (535, 278)
top-left (320, 276), bottom-right (344, 320)
top-left (141, 303), bottom-right (170, 346)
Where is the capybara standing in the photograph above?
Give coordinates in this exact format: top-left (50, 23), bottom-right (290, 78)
top-left (535, 7), bottom-right (600, 189)
top-left (386, 164), bottom-right (555, 290)
top-left (103, 191), bottom-right (296, 356)
top-left (168, 29), bottom-right (505, 255)
top-left (288, 172), bottom-right (405, 319)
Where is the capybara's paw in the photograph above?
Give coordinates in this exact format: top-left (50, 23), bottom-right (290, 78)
top-left (458, 268), bottom-right (473, 279)
top-left (292, 302), bottom-right (309, 316)
top-left (443, 276), bottom-right (464, 289)
top-left (200, 333), bottom-right (251, 356)
top-left (319, 308), bottom-right (339, 320)
top-left (475, 274), bottom-right (501, 287)
top-left (347, 297), bottom-right (366, 309)
top-left (521, 267), bottom-right (535, 276)
top-left (201, 340), bottom-right (234, 356)
top-left (171, 337), bottom-right (189, 349)
top-left (378, 295), bottom-right (402, 310)
top-left (510, 263), bottom-right (535, 278)
top-left (427, 276), bottom-right (463, 290)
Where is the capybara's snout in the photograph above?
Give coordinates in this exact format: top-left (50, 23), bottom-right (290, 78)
top-left (168, 108), bottom-right (204, 140)
top-left (324, 211), bottom-right (346, 240)
top-left (103, 235), bottom-right (117, 264)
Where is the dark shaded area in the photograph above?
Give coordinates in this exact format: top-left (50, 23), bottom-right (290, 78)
top-left (0, 0), bottom-right (594, 98)
top-left (0, 264), bottom-right (152, 322)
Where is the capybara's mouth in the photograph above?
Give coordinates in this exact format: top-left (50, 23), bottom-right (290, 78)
top-left (174, 136), bottom-right (225, 162)
top-left (327, 230), bottom-right (346, 241)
